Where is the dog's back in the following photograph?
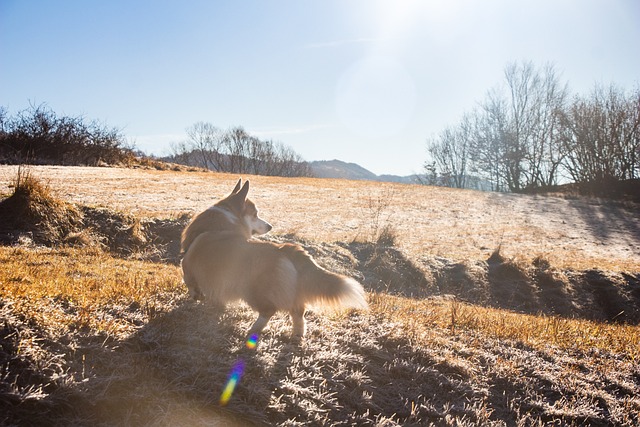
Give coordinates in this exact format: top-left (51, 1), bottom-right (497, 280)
top-left (181, 179), bottom-right (259, 300)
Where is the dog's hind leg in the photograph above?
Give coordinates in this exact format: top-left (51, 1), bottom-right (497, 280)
top-left (181, 263), bottom-right (204, 301)
top-left (247, 310), bottom-right (275, 337)
top-left (290, 307), bottom-right (306, 337)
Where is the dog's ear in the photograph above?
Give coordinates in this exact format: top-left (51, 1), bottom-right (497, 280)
top-left (236, 180), bottom-right (250, 201)
top-left (231, 179), bottom-right (243, 195)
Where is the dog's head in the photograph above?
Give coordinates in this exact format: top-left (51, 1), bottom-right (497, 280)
top-left (220, 179), bottom-right (272, 237)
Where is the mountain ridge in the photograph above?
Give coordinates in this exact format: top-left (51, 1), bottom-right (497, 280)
top-left (310, 159), bottom-right (422, 184)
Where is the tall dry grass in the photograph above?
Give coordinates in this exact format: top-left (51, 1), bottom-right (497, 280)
top-left (370, 293), bottom-right (640, 361)
top-left (2, 247), bottom-right (638, 425)
top-left (0, 247), bottom-right (183, 335)
top-left (0, 167), bottom-right (82, 244)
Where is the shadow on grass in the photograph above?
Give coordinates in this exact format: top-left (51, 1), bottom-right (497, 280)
top-left (58, 304), bottom-right (486, 425)
top-left (3, 278), bottom-right (636, 425)
top-left (65, 301), bottom-right (267, 426)
top-left (343, 238), bottom-right (640, 325)
top-left (62, 300), bottom-right (635, 426)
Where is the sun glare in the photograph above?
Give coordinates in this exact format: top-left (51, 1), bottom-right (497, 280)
top-left (375, 0), bottom-right (424, 38)
top-left (334, 1), bottom-right (465, 138)
top-left (372, 0), bottom-right (462, 41)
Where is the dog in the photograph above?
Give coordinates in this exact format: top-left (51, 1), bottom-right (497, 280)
top-left (180, 179), bottom-right (368, 337)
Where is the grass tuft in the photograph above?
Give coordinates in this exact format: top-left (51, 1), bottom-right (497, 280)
top-left (0, 168), bottom-right (82, 245)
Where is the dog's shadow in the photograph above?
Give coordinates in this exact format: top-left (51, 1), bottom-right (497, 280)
top-left (74, 300), bottom-right (513, 426)
top-left (74, 299), bottom-right (302, 425)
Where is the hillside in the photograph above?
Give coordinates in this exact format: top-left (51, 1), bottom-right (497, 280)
top-left (0, 165), bottom-right (639, 425)
top-left (1, 165), bottom-right (637, 271)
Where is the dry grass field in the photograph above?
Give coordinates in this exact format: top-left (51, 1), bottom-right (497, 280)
top-left (1, 165), bottom-right (638, 271)
top-left (1, 165), bottom-right (639, 426)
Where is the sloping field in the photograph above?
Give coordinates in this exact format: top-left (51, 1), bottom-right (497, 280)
top-left (1, 165), bottom-right (639, 426)
top-left (1, 165), bottom-right (638, 271)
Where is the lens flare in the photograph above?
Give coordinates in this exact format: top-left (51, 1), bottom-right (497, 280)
top-left (246, 333), bottom-right (259, 349)
top-left (220, 359), bottom-right (245, 406)
top-left (219, 334), bottom-right (259, 406)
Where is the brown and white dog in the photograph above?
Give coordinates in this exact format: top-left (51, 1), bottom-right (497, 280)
top-left (180, 179), bottom-right (367, 337)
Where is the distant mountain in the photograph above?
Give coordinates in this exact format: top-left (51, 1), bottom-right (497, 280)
top-left (309, 160), bottom-right (423, 184)
top-left (310, 160), bottom-right (377, 180)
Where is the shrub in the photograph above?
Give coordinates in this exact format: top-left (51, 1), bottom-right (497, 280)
top-left (0, 104), bottom-right (133, 166)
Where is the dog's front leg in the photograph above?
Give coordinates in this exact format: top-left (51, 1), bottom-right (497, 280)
top-left (247, 310), bottom-right (274, 336)
top-left (290, 307), bottom-right (306, 337)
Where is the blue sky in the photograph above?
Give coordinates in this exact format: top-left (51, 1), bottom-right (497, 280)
top-left (2, 1), bottom-right (639, 176)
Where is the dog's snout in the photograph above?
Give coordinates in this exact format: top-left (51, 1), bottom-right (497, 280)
top-left (253, 222), bottom-right (272, 235)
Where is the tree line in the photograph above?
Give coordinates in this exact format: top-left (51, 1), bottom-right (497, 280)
top-left (425, 61), bottom-right (640, 192)
top-left (168, 122), bottom-right (313, 177)
top-left (0, 105), bottom-right (313, 178)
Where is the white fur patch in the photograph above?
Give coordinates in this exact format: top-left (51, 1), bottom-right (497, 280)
top-left (340, 277), bottom-right (369, 309)
top-left (278, 258), bottom-right (298, 285)
top-left (207, 206), bottom-right (238, 224)
top-left (269, 258), bottom-right (298, 310)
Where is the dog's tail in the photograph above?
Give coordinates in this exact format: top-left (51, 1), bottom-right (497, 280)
top-left (280, 244), bottom-right (368, 310)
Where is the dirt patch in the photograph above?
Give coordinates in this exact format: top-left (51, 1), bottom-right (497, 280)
top-left (80, 208), bottom-right (189, 262)
top-left (267, 235), bottom-right (640, 324)
top-left (346, 241), bottom-right (436, 298)
top-left (418, 249), bottom-right (640, 324)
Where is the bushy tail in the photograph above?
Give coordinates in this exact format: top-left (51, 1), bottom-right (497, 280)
top-left (304, 272), bottom-right (368, 309)
top-left (280, 244), bottom-right (368, 309)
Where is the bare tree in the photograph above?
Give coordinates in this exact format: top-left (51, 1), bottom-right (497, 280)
top-left (426, 114), bottom-right (473, 188)
top-left (424, 61), bottom-right (638, 192)
top-left (471, 61), bottom-right (567, 191)
top-left (559, 84), bottom-right (640, 183)
top-left (0, 107), bottom-right (7, 133)
top-left (522, 64), bottom-right (568, 188)
top-left (273, 142), bottom-right (313, 177)
top-left (472, 93), bottom-right (511, 191)
top-left (185, 122), bottom-right (225, 170)
top-left (170, 123), bottom-right (313, 177)
top-left (222, 127), bottom-right (252, 173)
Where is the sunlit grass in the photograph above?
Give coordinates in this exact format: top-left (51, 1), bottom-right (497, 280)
top-left (0, 246), bottom-right (183, 335)
top-left (2, 245), bottom-right (637, 359)
top-left (1, 245), bottom-right (639, 425)
top-left (2, 165), bottom-right (638, 272)
top-left (370, 293), bottom-right (640, 361)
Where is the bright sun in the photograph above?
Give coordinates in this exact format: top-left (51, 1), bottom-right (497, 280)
top-left (373, 0), bottom-right (459, 40)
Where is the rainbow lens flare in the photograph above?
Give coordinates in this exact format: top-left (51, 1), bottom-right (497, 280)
top-left (220, 359), bottom-right (245, 406)
top-left (219, 334), bottom-right (259, 406)
top-left (246, 333), bottom-right (259, 349)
